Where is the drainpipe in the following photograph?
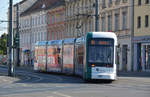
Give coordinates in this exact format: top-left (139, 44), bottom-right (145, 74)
top-left (95, 0), bottom-right (99, 32)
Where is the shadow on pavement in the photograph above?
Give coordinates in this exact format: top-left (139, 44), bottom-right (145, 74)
top-left (14, 71), bottom-right (114, 84)
top-left (117, 71), bottom-right (150, 78)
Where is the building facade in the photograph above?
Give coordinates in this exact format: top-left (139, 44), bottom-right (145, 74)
top-left (64, 0), bottom-right (96, 38)
top-left (99, 0), bottom-right (132, 71)
top-left (16, 0), bottom-right (150, 72)
top-left (47, 0), bottom-right (65, 40)
top-left (12, 0), bottom-right (38, 66)
top-left (134, 0), bottom-right (150, 72)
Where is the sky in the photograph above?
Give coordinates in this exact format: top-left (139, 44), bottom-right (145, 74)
top-left (0, 0), bottom-right (22, 36)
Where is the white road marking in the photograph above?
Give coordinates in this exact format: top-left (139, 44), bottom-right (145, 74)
top-left (53, 92), bottom-right (72, 97)
top-left (55, 85), bottom-right (65, 88)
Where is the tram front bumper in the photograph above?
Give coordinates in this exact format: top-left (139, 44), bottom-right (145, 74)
top-left (91, 73), bottom-right (117, 80)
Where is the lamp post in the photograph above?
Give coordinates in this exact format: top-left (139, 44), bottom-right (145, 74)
top-left (8, 0), bottom-right (14, 76)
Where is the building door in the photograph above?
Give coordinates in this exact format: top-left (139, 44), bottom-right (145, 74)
top-left (145, 45), bottom-right (150, 71)
top-left (122, 45), bottom-right (128, 71)
top-left (137, 43), bottom-right (142, 71)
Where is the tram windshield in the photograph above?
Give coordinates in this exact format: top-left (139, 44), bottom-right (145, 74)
top-left (88, 38), bottom-right (114, 66)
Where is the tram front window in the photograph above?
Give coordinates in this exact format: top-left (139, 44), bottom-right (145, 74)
top-left (88, 39), bottom-right (114, 67)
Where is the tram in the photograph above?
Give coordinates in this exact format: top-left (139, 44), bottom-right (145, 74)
top-left (34, 32), bottom-right (117, 81)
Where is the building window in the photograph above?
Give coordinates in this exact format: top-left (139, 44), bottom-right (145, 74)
top-left (32, 18), bottom-right (34, 26)
top-left (137, 16), bottom-right (141, 28)
top-left (145, 0), bottom-right (149, 4)
top-left (101, 17), bottom-right (106, 31)
top-left (59, 12), bottom-right (61, 22)
top-left (115, 14), bottom-right (119, 31)
top-left (138, 0), bottom-right (142, 5)
top-left (108, 15), bottom-right (112, 31)
top-left (52, 15), bottom-right (54, 24)
top-left (102, 0), bottom-right (106, 9)
top-left (89, 20), bottom-right (92, 32)
top-left (38, 17), bottom-right (40, 25)
top-left (55, 13), bottom-right (58, 23)
top-left (33, 18), bottom-right (35, 26)
top-left (123, 0), bottom-right (128, 3)
top-left (145, 15), bottom-right (149, 27)
top-left (48, 16), bottom-right (51, 24)
top-left (122, 12), bottom-right (127, 30)
top-left (115, 0), bottom-right (120, 4)
top-left (44, 15), bottom-right (46, 24)
top-left (108, 0), bottom-right (112, 7)
top-left (39, 16), bottom-right (41, 25)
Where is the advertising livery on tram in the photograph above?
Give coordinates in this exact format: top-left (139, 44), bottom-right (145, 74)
top-left (34, 32), bottom-right (117, 81)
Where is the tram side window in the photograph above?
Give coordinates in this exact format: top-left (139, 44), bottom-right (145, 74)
top-left (48, 46), bottom-right (53, 55)
top-left (57, 47), bottom-right (62, 65)
top-left (63, 45), bottom-right (74, 65)
top-left (77, 45), bottom-right (84, 65)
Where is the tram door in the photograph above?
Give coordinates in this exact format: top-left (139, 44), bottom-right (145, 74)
top-left (122, 45), bottom-right (128, 71)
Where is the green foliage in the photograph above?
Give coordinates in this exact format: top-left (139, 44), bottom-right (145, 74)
top-left (0, 33), bottom-right (7, 55)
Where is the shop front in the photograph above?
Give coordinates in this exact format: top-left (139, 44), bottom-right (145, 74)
top-left (134, 36), bottom-right (150, 72)
top-left (23, 50), bottom-right (32, 66)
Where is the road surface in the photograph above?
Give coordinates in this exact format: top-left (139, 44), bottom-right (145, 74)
top-left (0, 65), bottom-right (150, 97)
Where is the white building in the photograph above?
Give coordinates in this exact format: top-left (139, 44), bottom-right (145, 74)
top-left (19, 0), bottom-right (63, 66)
top-left (19, 1), bottom-right (48, 66)
top-left (13, 0), bottom-right (38, 66)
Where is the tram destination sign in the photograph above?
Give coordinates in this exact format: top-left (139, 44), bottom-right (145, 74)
top-left (90, 39), bottom-right (113, 45)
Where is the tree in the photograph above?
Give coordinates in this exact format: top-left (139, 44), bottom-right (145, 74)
top-left (0, 33), bottom-right (7, 55)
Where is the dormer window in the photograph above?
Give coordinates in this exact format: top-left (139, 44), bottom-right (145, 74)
top-left (42, 3), bottom-right (46, 9)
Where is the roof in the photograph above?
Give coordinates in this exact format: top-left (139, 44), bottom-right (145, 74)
top-left (20, 0), bottom-right (65, 16)
top-left (14, 0), bottom-right (27, 7)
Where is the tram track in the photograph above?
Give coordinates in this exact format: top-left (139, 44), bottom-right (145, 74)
top-left (0, 65), bottom-right (64, 83)
top-left (0, 65), bottom-right (150, 97)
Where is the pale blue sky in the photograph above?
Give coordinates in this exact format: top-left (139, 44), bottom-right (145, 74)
top-left (0, 0), bottom-right (21, 36)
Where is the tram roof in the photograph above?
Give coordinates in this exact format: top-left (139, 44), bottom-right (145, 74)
top-left (76, 36), bottom-right (85, 43)
top-left (88, 32), bottom-right (117, 45)
top-left (63, 38), bottom-right (75, 44)
top-left (35, 41), bottom-right (39, 46)
top-left (38, 41), bottom-right (47, 46)
top-left (47, 40), bottom-right (62, 45)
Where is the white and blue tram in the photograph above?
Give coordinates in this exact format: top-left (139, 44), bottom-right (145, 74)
top-left (34, 32), bottom-right (117, 81)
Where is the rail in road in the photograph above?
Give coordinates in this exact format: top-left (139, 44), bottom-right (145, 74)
top-left (0, 65), bottom-right (150, 97)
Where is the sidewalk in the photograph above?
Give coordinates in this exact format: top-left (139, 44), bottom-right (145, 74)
top-left (118, 71), bottom-right (150, 77)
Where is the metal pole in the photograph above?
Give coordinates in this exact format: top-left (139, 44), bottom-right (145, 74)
top-left (95, 0), bottom-right (99, 32)
top-left (8, 0), bottom-right (13, 76)
top-left (16, 4), bottom-right (20, 67)
top-left (130, 0), bottom-right (134, 71)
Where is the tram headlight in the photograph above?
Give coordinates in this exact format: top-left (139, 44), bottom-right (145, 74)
top-left (92, 64), bottom-right (95, 67)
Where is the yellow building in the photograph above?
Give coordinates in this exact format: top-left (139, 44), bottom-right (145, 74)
top-left (99, 0), bottom-right (132, 71)
top-left (134, 0), bottom-right (150, 72)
